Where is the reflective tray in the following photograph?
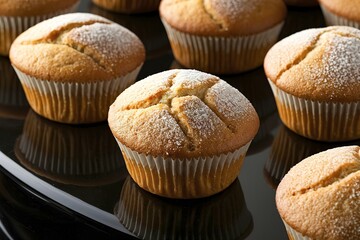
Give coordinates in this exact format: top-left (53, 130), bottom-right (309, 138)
top-left (1, 1), bottom-right (357, 239)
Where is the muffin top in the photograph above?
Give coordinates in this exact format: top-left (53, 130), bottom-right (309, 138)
top-left (108, 69), bottom-right (259, 158)
top-left (264, 26), bottom-right (360, 102)
top-left (159, 0), bottom-right (287, 36)
top-left (276, 146), bottom-right (360, 240)
top-left (319, 0), bottom-right (360, 22)
top-left (0, 0), bottom-right (79, 16)
top-left (10, 13), bottom-right (145, 82)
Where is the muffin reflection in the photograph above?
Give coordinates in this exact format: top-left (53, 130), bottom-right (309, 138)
top-left (91, 5), bottom-right (170, 59)
top-left (264, 125), bottom-right (360, 189)
top-left (15, 110), bottom-right (125, 186)
top-left (0, 56), bottom-right (28, 119)
top-left (115, 177), bottom-right (253, 239)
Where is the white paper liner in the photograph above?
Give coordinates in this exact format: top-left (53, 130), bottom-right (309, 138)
top-left (162, 20), bottom-right (284, 74)
top-left (115, 177), bottom-right (251, 239)
top-left (269, 80), bottom-right (360, 141)
top-left (15, 111), bottom-right (124, 186)
top-left (13, 64), bottom-right (141, 124)
top-left (320, 5), bottom-right (360, 28)
top-left (0, 2), bottom-right (78, 56)
top-left (92, 0), bottom-right (160, 13)
top-left (283, 221), bottom-right (312, 240)
top-left (117, 140), bottom-right (251, 199)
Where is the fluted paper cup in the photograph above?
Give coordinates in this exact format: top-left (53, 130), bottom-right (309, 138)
top-left (115, 177), bottom-right (253, 239)
top-left (162, 20), bottom-right (284, 74)
top-left (117, 141), bottom-right (251, 199)
top-left (269, 80), bottom-right (360, 141)
top-left (320, 5), bottom-right (360, 28)
top-left (13, 65), bottom-right (142, 124)
top-left (283, 221), bottom-right (312, 240)
top-left (0, 3), bottom-right (79, 56)
top-left (92, 0), bottom-right (161, 13)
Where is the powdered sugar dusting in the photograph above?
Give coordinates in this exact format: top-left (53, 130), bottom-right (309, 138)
top-left (171, 69), bottom-right (219, 90)
top-left (319, 34), bottom-right (360, 88)
top-left (66, 23), bottom-right (141, 60)
top-left (181, 97), bottom-right (222, 138)
top-left (207, 81), bottom-right (252, 120)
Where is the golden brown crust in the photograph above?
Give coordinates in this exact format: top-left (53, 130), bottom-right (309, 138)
top-left (319, 0), bottom-right (360, 22)
top-left (276, 146), bottom-right (360, 240)
top-left (0, 0), bottom-right (79, 16)
top-left (108, 69), bottom-right (259, 158)
top-left (264, 26), bottom-right (360, 102)
top-left (159, 0), bottom-right (287, 36)
top-left (10, 13), bottom-right (145, 82)
top-left (284, 0), bottom-right (318, 7)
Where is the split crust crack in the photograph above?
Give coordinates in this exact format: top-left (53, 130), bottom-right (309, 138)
top-left (291, 167), bottom-right (360, 197)
top-left (275, 29), bottom-right (350, 82)
top-left (21, 20), bottom-right (111, 70)
top-left (122, 73), bottom-right (237, 151)
top-left (200, 0), bottom-right (226, 31)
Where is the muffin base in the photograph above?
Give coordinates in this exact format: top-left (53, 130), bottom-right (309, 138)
top-left (13, 65), bottom-right (142, 124)
top-left (320, 5), bottom-right (360, 28)
top-left (162, 20), bottom-right (284, 74)
top-left (117, 141), bottom-right (251, 199)
top-left (92, 0), bottom-right (161, 13)
top-left (0, 3), bottom-right (79, 56)
top-left (269, 81), bottom-right (360, 141)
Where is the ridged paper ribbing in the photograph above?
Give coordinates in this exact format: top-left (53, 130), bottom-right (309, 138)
top-left (321, 5), bottom-right (360, 28)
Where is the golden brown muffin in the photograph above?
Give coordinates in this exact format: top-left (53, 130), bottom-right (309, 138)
top-left (10, 13), bottom-right (145, 124)
top-left (0, 0), bottom-right (79, 56)
top-left (319, 0), bottom-right (360, 28)
top-left (160, 0), bottom-right (286, 74)
top-left (92, 0), bottom-right (161, 14)
top-left (276, 145), bottom-right (360, 240)
top-left (108, 69), bottom-right (259, 198)
top-left (264, 26), bottom-right (360, 141)
top-left (15, 110), bottom-right (125, 186)
top-left (284, 0), bottom-right (318, 7)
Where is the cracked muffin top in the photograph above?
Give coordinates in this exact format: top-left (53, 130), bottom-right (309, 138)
top-left (264, 26), bottom-right (360, 102)
top-left (108, 69), bottom-right (259, 158)
top-left (9, 13), bottom-right (145, 82)
top-left (276, 145), bottom-right (360, 240)
top-left (0, 0), bottom-right (79, 16)
top-left (159, 0), bottom-right (287, 36)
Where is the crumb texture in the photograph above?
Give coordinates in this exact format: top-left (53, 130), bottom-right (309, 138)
top-left (276, 146), bottom-right (360, 240)
top-left (108, 69), bottom-right (259, 157)
top-left (159, 0), bottom-right (286, 36)
top-left (9, 13), bottom-right (145, 82)
top-left (264, 26), bottom-right (360, 102)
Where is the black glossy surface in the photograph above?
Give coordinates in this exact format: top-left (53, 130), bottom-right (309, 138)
top-left (1, 1), bottom-right (357, 239)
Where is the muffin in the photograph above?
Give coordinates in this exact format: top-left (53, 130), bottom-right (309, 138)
top-left (92, 0), bottom-right (161, 14)
top-left (0, 56), bottom-right (28, 120)
top-left (14, 110), bottom-right (125, 186)
top-left (284, 0), bottom-right (318, 7)
top-left (115, 177), bottom-right (253, 239)
top-left (319, 0), bottom-right (360, 28)
top-left (10, 13), bottom-right (145, 124)
top-left (264, 26), bottom-right (360, 141)
top-left (108, 69), bottom-right (259, 199)
top-left (276, 146), bottom-right (360, 239)
top-left (160, 0), bottom-right (286, 74)
top-left (0, 0), bottom-right (79, 56)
